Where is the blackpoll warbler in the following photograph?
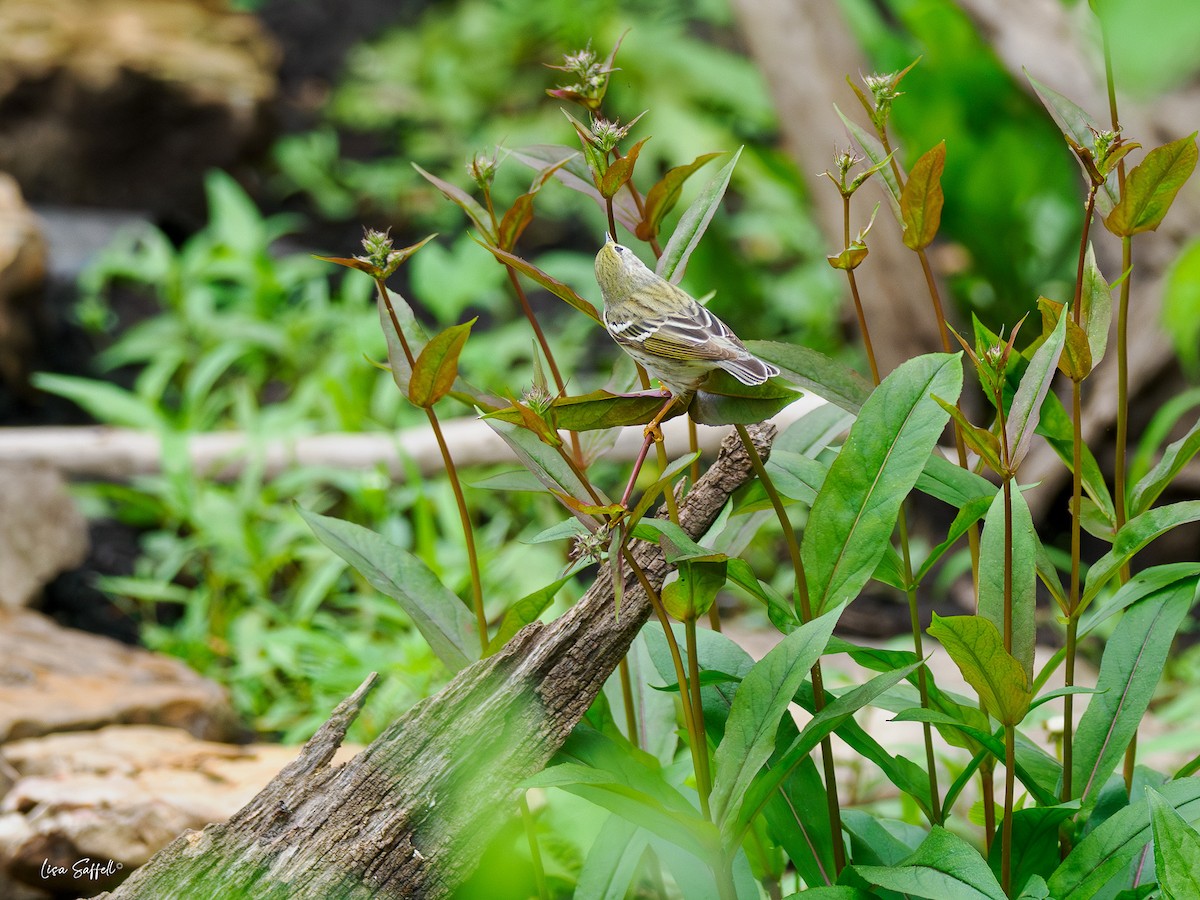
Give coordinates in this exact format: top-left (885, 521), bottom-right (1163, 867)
top-left (595, 235), bottom-right (779, 433)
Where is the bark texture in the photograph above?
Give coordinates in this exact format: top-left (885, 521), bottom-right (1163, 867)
top-left (96, 424), bottom-right (774, 900)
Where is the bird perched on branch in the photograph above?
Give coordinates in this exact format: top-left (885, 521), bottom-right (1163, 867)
top-left (595, 234), bottom-right (779, 438)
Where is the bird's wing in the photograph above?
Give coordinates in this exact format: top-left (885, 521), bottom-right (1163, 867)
top-left (635, 303), bottom-right (747, 362)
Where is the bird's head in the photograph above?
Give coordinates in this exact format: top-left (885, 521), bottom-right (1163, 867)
top-left (595, 233), bottom-right (651, 300)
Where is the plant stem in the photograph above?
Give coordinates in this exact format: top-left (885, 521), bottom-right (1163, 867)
top-left (734, 424), bottom-right (845, 873)
top-left (519, 794), bottom-right (549, 900)
top-left (377, 281), bottom-right (488, 652)
top-left (623, 547), bottom-right (711, 819)
top-left (618, 657), bottom-right (640, 749)
top-left (1102, 8), bottom-right (1138, 790)
top-left (685, 616), bottom-right (711, 799)
top-left (981, 762), bottom-right (997, 851)
top-left (844, 212), bottom-right (941, 824)
top-left (1063, 185), bottom-right (1099, 807)
top-left (1002, 724), bottom-right (1016, 896)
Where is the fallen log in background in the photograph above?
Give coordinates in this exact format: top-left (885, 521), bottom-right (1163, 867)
top-left (96, 424), bottom-right (774, 899)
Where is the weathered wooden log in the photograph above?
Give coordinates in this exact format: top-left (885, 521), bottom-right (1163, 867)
top-left (96, 424), bottom-right (774, 899)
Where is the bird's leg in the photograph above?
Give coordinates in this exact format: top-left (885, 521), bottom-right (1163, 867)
top-left (642, 392), bottom-right (678, 443)
top-left (619, 392), bottom-right (678, 509)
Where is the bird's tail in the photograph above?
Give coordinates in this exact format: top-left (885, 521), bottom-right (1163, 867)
top-left (718, 354), bottom-right (780, 386)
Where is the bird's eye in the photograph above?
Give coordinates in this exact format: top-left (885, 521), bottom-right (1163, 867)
top-left (613, 245), bottom-right (625, 254)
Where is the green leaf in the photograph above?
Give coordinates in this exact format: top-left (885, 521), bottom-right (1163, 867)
top-left (408, 318), bottom-right (475, 407)
top-left (412, 163), bottom-right (495, 243)
top-left (1106, 133), bottom-right (1198, 236)
top-left (636, 151), bottom-right (724, 242)
top-left (928, 614), bottom-right (1031, 725)
top-left (1080, 564), bottom-right (1200, 639)
top-left (472, 238), bottom-right (602, 322)
top-left (802, 353), bottom-right (962, 615)
top-left (987, 807), bottom-right (1078, 897)
top-left (1072, 580), bottom-right (1197, 803)
top-left (1163, 240), bottom-right (1200, 375)
top-left (1083, 501), bottom-right (1200, 610)
top-left (658, 147), bottom-right (742, 284)
top-left (934, 395), bottom-right (1004, 474)
top-left (764, 450), bottom-right (828, 505)
top-left (1150, 787), bottom-right (1200, 900)
top-left (900, 142), bottom-right (946, 251)
top-left (662, 558), bottom-right (728, 621)
top-left (1048, 778), bottom-right (1200, 899)
top-left (600, 137), bottom-right (650, 199)
top-left (376, 288), bottom-right (430, 396)
top-left (1007, 305), bottom-right (1066, 468)
top-left (688, 371), bottom-right (801, 426)
top-left (575, 815), bottom-right (647, 900)
top-left (485, 573), bottom-right (576, 654)
top-left (32, 374), bottom-right (163, 430)
top-left (1129, 414), bottom-right (1200, 516)
top-left (977, 487), bottom-right (1036, 682)
top-left (736, 664), bottom-right (921, 839)
top-left (1081, 244), bottom-right (1112, 368)
top-left (915, 455), bottom-right (997, 510)
top-left (709, 607), bottom-right (841, 827)
top-left (487, 390), bottom-right (670, 432)
top-left (1026, 73), bottom-right (1120, 215)
top-left (299, 508), bottom-right (478, 671)
top-left (782, 888), bottom-right (874, 900)
top-left (747, 340), bottom-right (872, 415)
top-left (484, 419), bottom-right (597, 509)
top-left (853, 826), bottom-right (1007, 900)
top-left (914, 494), bottom-right (993, 584)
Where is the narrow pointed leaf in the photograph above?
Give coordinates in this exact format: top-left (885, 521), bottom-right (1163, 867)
top-left (688, 371), bottom-right (801, 425)
top-left (1007, 305), bottom-right (1066, 469)
top-left (736, 663), bottom-right (920, 839)
top-left (485, 573), bottom-right (576, 654)
top-left (928, 614), bottom-right (1031, 725)
top-left (915, 494), bottom-right (994, 584)
top-left (1129, 415), bottom-right (1200, 516)
top-left (853, 826), bottom-right (1007, 900)
top-left (658, 146), bottom-right (742, 284)
top-left (1073, 580), bottom-right (1196, 802)
top-left (709, 607), bottom-right (840, 827)
top-left (377, 288), bottom-right (430, 395)
top-left (1082, 244), bottom-right (1112, 367)
top-left (1083, 500), bottom-right (1200, 610)
top-left (636, 151), bottom-right (723, 241)
top-left (487, 390), bottom-right (670, 432)
top-left (299, 509), bottom-right (478, 671)
top-left (747, 340), bottom-right (872, 414)
top-left (1081, 564), bottom-right (1200, 638)
top-left (978, 487), bottom-right (1036, 682)
top-left (1106, 133), bottom-right (1198, 236)
top-left (600, 137), bottom-right (650, 199)
top-left (1026, 73), bottom-right (1120, 214)
top-left (1149, 787), bottom-right (1200, 900)
top-left (802, 353), bottom-right (962, 615)
top-left (413, 163), bottom-right (495, 242)
top-left (409, 318), bottom-right (475, 407)
top-left (473, 237), bottom-right (601, 322)
top-left (1048, 778), bottom-right (1200, 899)
top-left (901, 142), bottom-right (946, 250)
